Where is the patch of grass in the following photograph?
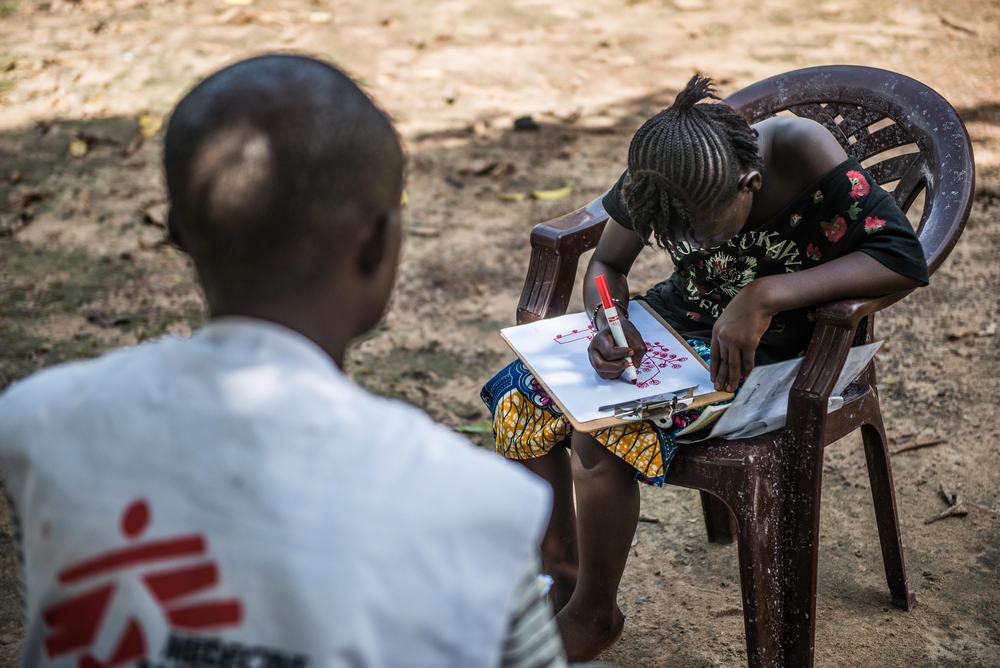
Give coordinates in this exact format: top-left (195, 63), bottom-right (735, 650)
top-left (1, 243), bottom-right (142, 318)
top-left (0, 324), bottom-right (104, 390)
top-left (454, 419), bottom-right (491, 433)
top-left (0, 241), bottom-right (145, 389)
top-left (136, 315), bottom-right (173, 341)
top-left (0, 0), bottom-right (18, 19)
top-left (346, 344), bottom-right (502, 430)
top-left (918, 660), bottom-right (999, 668)
top-left (352, 345), bottom-right (501, 393)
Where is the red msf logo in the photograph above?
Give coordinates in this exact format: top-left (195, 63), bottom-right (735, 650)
top-left (42, 499), bottom-right (243, 667)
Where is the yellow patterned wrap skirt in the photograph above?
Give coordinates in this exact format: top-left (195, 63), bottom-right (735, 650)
top-left (480, 339), bottom-right (714, 486)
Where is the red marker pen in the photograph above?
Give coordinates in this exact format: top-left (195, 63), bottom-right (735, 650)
top-left (595, 274), bottom-right (638, 385)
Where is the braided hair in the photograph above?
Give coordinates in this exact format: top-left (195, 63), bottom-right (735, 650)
top-left (622, 75), bottom-right (763, 249)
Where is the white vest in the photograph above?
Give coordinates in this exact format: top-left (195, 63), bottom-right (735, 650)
top-left (0, 319), bottom-right (550, 668)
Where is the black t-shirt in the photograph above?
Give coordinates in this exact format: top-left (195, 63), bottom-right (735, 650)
top-left (601, 158), bottom-right (929, 364)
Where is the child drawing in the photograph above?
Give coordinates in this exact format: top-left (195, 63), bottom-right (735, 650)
top-left (480, 75), bottom-right (929, 661)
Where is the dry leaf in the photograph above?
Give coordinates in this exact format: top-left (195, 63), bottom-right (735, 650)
top-left (123, 136), bottom-right (143, 158)
top-left (139, 114), bottom-right (163, 138)
top-left (946, 326), bottom-right (979, 340)
top-left (501, 192), bottom-right (527, 202)
top-left (492, 163), bottom-right (516, 179)
top-left (460, 160), bottom-right (500, 177)
top-left (531, 185), bottom-right (573, 201)
top-left (138, 238), bottom-right (172, 250)
top-left (10, 189), bottom-right (51, 209)
top-left (142, 202), bottom-right (168, 227)
top-left (69, 138), bottom-right (88, 157)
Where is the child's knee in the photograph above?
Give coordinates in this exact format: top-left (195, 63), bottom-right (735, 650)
top-left (571, 432), bottom-right (634, 480)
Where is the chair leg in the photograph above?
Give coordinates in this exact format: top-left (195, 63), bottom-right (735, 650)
top-left (700, 491), bottom-right (737, 544)
top-left (781, 409), bottom-right (829, 668)
top-left (729, 484), bottom-right (784, 668)
top-left (861, 416), bottom-right (917, 610)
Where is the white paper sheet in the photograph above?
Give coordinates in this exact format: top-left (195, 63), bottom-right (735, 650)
top-left (501, 302), bottom-right (714, 424)
top-left (706, 341), bottom-right (883, 440)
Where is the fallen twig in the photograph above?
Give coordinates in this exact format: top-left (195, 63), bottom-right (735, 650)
top-left (924, 505), bottom-right (967, 524)
top-left (925, 481), bottom-right (967, 524)
top-left (638, 515), bottom-right (661, 524)
top-left (939, 481), bottom-right (958, 505)
top-left (939, 15), bottom-right (977, 35)
top-left (889, 432), bottom-right (919, 445)
top-left (890, 438), bottom-right (948, 455)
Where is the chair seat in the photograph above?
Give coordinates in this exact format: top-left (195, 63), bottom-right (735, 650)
top-left (668, 380), bottom-right (877, 487)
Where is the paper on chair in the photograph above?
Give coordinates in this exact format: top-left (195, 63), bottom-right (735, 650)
top-left (703, 341), bottom-right (883, 441)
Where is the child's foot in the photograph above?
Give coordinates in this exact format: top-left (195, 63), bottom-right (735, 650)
top-left (555, 603), bottom-right (625, 662)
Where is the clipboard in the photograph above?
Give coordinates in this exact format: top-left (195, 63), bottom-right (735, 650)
top-left (500, 301), bottom-right (732, 432)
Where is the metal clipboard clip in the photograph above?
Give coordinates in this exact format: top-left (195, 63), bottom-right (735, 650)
top-left (598, 386), bottom-right (699, 422)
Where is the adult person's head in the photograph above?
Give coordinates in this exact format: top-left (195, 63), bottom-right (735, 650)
top-left (164, 54), bottom-right (404, 365)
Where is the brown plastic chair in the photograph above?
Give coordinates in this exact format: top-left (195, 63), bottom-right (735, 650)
top-left (515, 66), bottom-right (975, 668)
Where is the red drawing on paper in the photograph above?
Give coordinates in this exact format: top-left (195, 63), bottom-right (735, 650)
top-left (634, 340), bottom-right (690, 389)
top-left (552, 328), bottom-right (688, 389)
top-left (553, 325), bottom-right (598, 345)
top-left (42, 499), bottom-right (242, 668)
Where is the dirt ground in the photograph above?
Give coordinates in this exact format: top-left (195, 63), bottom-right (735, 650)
top-left (1, 0), bottom-right (999, 665)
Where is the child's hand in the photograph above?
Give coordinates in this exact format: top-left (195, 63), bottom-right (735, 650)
top-left (711, 283), bottom-right (773, 392)
top-left (588, 317), bottom-right (647, 380)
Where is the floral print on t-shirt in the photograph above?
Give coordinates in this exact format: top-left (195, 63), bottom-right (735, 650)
top-left (638, 159), bottom-right (926, 362)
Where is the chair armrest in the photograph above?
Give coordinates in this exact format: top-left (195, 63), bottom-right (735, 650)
top-left (788, 288), bottom-right (912, 405)
top-left (783, 290), bottom-right (914, 403)
top-left (813, 289), bottom-right (915, 331)
top-left (516, 195), bottom-right (610, 324)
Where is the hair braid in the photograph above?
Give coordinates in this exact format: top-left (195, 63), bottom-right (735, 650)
top-left (622, 74), bottom-right (763, 249)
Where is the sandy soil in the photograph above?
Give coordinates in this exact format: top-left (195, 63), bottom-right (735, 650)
top-left (1, 0), bottom-right (998, 665)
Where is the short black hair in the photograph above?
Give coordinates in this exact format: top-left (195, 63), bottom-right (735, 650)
top-left (164, 54), bottom-right (402, 297)
top-left (622, 75), bottom-right (763, 248)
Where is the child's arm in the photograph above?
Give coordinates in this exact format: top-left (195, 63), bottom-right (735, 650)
top-left (583, 219), bottom-right (648, 379)
top-left (710, 252), bottom-right (923, 392)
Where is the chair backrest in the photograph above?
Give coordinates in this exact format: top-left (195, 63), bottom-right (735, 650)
top-left (724, 65), bottom-right (975, 275)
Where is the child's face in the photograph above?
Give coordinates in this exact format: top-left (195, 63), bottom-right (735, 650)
top-left (685, 171), bottom-right (761, 249)
top-left (687, 191), bottom-right (753, 249)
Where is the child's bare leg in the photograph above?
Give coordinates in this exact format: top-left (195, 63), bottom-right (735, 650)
top-left (519, 441), bottom-right (578, 612)
top-left (557, 430), bottom-right (638, 661)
